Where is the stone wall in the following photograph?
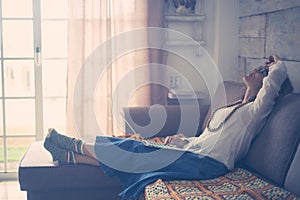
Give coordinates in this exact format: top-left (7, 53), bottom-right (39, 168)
top-left (239, 0), bottom-right (300, 93)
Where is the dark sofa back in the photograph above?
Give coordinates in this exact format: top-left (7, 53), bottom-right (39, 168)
top-left (123, 105), bottom-right (209, 138)
top-left (284, 143), bottom-right (300, 196)
top-left (242, 94), bottom-right (300, 186)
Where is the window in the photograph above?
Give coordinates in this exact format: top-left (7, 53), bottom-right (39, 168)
top-left (0, 0), bottom-right (68, 178)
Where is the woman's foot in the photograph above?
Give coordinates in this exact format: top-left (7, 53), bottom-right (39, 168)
top-left (44, 136), bottom-right (76, 165)
top-left (47, 128), bottom-right (84, 155)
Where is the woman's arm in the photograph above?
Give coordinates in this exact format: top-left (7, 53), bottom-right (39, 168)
top-left (251, 57), bottom-right (288, 122)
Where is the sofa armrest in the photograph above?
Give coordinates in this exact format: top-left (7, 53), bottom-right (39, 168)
top-left (19, 142), bottom-right (122, 200)
top-left (123, 105), bottom-right (209, 138)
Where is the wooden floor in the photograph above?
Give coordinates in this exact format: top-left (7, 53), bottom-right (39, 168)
top-left (0, 180), bottom-right (26, 200)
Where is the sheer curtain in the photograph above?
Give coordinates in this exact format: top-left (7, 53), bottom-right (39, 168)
top-left (67, 0), bottom-right (165, 141)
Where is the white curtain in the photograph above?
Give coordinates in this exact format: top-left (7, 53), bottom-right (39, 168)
top-left (66, 0), bottom-right (157, 141)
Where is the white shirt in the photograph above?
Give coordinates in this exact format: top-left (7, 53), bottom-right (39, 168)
top-left (184, 61), bottom-right (288, 170)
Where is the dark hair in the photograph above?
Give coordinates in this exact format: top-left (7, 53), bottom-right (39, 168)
top-left (279, 77), bottom-right (293, 97)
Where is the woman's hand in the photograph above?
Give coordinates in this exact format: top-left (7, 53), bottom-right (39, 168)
top-left (266, 54), bottom-right (281, 67)
top-left (164, 133), bottom-right (188, 148)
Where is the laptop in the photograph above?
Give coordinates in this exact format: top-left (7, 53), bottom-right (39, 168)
top-left (120, 112), bottom-right (190, 152)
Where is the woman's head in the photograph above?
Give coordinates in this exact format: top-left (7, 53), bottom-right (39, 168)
top-left (243, 66), bottom-right (269, 90)
top-left (243, 65), bottom-right (293, 97)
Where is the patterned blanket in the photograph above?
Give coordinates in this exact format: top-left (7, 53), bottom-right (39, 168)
top-left (145, 168), bottom-right (298, 200)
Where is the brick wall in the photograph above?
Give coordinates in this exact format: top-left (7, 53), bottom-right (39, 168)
top-left (239, 0), bottom-right (300, 92)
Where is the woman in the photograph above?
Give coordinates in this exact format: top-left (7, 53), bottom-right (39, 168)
top-left (44, 55), bottom-right (293, 199)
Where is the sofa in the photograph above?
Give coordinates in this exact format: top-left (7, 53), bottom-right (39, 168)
top-left (18, 81), bottom-right (300, 199)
